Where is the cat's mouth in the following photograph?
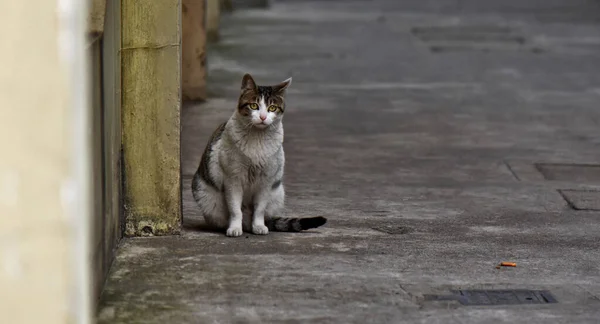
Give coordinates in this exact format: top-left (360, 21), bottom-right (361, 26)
top-left (253, 122), bottom-right (270, 129)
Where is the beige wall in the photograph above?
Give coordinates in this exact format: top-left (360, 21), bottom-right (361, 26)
top-left (0, 0), bottom-right (91, 323)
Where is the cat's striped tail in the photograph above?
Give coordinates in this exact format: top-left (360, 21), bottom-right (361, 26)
top-left (265, 216), bottom-right (327, 232)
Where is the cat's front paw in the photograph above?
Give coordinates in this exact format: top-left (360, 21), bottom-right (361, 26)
top-left (252, 224), bottom-right (269, 235)
top-left (226, 226), bottom-right (243, 237)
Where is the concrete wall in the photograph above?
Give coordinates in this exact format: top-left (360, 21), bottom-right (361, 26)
top-left (90, 0), bottom-right (123, 304)
top-left (0, 0), bottom-right (92, 322)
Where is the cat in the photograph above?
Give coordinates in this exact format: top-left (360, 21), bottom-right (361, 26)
top-left (192, 73), bottom-right (327, 237)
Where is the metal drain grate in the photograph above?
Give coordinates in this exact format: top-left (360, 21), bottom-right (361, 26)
top-left (411, 25), bottom-right (538, 53)
top-left (412, 26), bottom-right (524, 43)
top-left (425, 289), bottom-right (558, 306)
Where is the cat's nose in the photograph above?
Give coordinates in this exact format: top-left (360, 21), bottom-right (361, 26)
top-left (260, 114), bottom-right (267, 121)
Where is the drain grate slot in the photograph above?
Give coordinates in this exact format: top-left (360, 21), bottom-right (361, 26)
top-left (411, 25), bottom-right (535, 53)
top-left (453, 289), bottom-right (557, 306)
top-left (412, 26), bottom-right (524, 43)
top-left (425, 289), bottom-right (558, 306)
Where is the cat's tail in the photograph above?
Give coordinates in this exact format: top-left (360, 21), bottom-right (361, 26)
top-left (265, 216), bottom-right (327, 232)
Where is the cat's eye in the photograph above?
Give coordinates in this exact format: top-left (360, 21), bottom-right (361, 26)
top-left (268, 105), bottom-right (278, 112)
top-left (248, 103), bottom-right (259, 110)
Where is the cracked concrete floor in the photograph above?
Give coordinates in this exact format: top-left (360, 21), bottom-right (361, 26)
top-left (98, 0), bottom-right (600, 322)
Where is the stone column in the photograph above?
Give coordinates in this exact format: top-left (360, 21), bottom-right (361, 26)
top-left (182, 0), bottom-right (208, 101)
top-left (121, 0), bottom-right (183, 236)
top-left (207, 0), bottom-right (221, 42)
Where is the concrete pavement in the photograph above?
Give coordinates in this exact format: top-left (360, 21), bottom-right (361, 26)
top-left (99, 0), bottom-right (600, 322)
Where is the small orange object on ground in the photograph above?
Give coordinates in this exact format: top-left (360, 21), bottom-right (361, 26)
top-left (499, 262), bottom-right (517, 267)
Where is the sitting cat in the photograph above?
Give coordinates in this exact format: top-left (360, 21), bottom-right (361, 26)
top-left (192, 73), bottom-right (327, 237)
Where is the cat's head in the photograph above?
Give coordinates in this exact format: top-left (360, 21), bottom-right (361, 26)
top-left (237, 73), bottom-right (291, 129)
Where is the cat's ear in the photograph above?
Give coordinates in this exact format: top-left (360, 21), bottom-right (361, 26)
top-left (241, 73), bottom-right (257, 91)
top-left (273, 77), bottom-right (292, 94)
